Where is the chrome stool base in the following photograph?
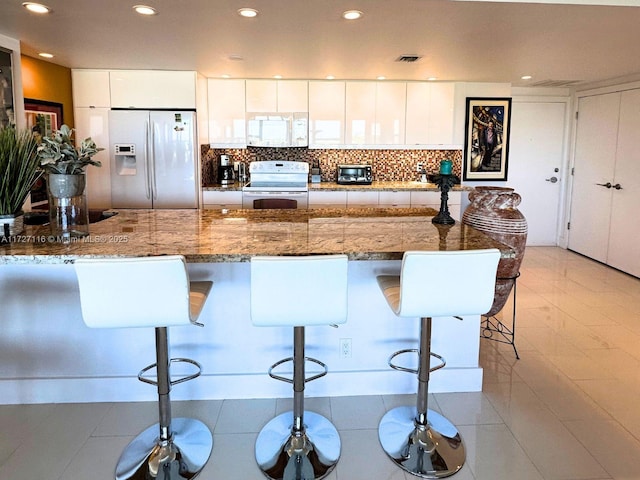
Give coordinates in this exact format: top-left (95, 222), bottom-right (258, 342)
top-left (255, 411), bottom-right (341, 480)
top-left (378, 406), bottom-right (465, 479)
top-left (116, 417), bottom-right (213, 480)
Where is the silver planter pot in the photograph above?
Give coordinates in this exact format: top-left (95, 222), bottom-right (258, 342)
top-left (0, 211), bottom-right (24, 238)
top-left (47, 173), bottom-right (86, 198)
top-left (47, 174), bottom-right (90, 240)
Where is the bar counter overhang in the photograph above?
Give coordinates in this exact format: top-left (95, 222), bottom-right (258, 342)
top-left (0, 208), bottom-right (513, 405)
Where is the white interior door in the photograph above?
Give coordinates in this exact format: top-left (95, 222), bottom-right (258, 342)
top-left (568, 93), bottom-right (620, 262)
top-left (508, 100), bottom-right (566, 245)
top-left (606, 89), bottom-right (640, 277)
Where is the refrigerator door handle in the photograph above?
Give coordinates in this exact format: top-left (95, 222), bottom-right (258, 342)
top-left (150, 120), bottom-right (158, 201)
top-left (144, 119), bottom-right (152, 199)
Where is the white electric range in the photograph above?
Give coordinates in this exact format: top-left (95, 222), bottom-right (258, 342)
top-left (242, 161), bottom-right (309, 209)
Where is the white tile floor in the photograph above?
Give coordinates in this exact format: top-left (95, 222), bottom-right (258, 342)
top-left (2, 247), bottom-right (640, 480)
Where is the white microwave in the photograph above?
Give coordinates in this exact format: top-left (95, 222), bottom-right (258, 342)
top-left (246, 112), bottom-right (308, 147)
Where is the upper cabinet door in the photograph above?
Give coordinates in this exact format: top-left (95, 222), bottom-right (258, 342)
top-left (345, 82), bottom-right (376, 145)
top-left (406, 82), bottom-right (455, 145)
top-left (277, 81), bottom-right (308, 112)
top-left (375, 82), bottom-right (406, 145)
top-left (72, 70), bottom-right (111, 108)
top-left (208, 79), bottom-right (247, 147)
top-left (308, 81), bottom-right (345, 147)
top-left (246, 80), bottom-right (308, 112)
top-left (110, 70), bottom-right (197, 109)
top-left (246, 80), bottom-right (277, 112)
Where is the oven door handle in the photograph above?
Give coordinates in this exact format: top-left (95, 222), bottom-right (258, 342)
top-left (242, 191), bottom-right (308, 197)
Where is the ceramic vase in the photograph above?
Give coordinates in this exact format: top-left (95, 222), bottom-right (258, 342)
top-left (462, 186), bottom-right (527, 316)
top-left (47, 173), bottom-right (90, 241)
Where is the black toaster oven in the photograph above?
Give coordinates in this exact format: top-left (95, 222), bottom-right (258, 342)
top-left (337, 164), bottom-right (373, 185)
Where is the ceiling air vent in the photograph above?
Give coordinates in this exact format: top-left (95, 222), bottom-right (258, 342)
top-left (395, 55), bottom-right (422, 63)
top-left (531, 79), bottom-right (582, 87)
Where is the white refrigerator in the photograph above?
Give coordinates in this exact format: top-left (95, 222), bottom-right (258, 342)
top-left (109, 110), bottom-right (199, 208)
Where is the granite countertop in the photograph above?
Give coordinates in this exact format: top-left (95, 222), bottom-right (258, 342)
top-left (0, 208), bottom-right (512, 264)
top-left (202, 181), bottom-right (472, 192)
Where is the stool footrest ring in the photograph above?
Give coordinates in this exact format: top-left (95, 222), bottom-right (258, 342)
top-left (389, 349), bottom-right (446, 375)
top-left (138, 357), bottom-right (203, 387)
top-left (268, 356), bottom-right (328, 384)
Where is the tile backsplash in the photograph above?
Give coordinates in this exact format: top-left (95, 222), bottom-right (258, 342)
top-left (201, 146), bottom-right (462, 185)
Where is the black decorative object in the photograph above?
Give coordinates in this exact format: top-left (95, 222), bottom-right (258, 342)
top-left (432, 174), bottom-right (459, 225)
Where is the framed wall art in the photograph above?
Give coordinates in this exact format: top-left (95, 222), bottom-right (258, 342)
top-left (463, 97), bottom-right (512, 181)
top-left (24, 98), bottom-right (63, 138)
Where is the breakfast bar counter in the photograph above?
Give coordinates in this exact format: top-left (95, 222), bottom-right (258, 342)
top-left (0, 207), bottom-right (511, 263)
top-left (0, 208), bottom-right (511, 405)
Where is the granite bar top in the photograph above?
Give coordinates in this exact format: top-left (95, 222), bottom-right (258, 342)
top-left (0, 208), bottom-right (513, 264)
top-left (202, 181), bottom-right (472, 192)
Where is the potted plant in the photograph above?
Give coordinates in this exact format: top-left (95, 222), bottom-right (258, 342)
top-left (0, 125), bottom-right (41, 239)
top-left (37, 124), bottom-right (103, 239)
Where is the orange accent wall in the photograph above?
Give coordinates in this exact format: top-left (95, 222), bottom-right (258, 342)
top-left (20, 55), bottom-right (74, 128)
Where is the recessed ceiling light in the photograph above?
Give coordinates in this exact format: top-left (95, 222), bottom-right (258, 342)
top-left (326, 75), bottom-right (335, 80)
top-left (38, 52), bottom-right (54, 58)
top-left (238, 8), bottom-right (258, 18)
top-left (377, 76), bottom-right (386, 80)
top-left (228, 54), bottom-right (244, 61)
top-left (273, 75), bottom-right (283, 79)
top-left (427, 77), bottom-right (437, 81)
top-left (133, 5), bottom-right (157, 15)
top-left (22, 2), bottom-right (51, 14)
top-left (343, 10), bottom-right (363, 20)
top-left (521, 75), bottom-right (533, 80)
top-left (221, 74), bottom-right (231, 79)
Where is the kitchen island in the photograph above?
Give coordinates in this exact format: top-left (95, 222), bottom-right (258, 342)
top-left (0, 208), bottom-right (511, 404)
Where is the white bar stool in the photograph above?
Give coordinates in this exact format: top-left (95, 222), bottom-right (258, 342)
top-left (74, 255), bottom-right (213, 480)
top-left (377, 249), bottom-right (500, 478)
top-left (250, 255), bottom-right (348, 480)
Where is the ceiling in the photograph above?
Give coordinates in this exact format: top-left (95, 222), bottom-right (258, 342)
top-left (2, 0), bottom-right (640, 87)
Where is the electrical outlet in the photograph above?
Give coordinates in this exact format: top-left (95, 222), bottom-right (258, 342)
top-left (340, 338), bottom-right (352, 358)
top-left (416, 162), bottom-right (424, 172)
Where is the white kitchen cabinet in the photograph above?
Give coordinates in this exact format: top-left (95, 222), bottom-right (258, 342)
top-left (378, 191), bottom-right (411, 208)
top-left (375, 82), bottom-right (406, 145)
top-left (347, 191), bottom-right (378, 208)
top-left (72, 70), bottom-right (111, 108)
top-left (308, 191), bottom-right (347, 208)
top-left (308, 81), bottom-right (346, 146)
top-left (74, 107), bottom-right (111, 208)
top-left (345, 81), bottom-right (407, 146)
top-left (246, 80), bottom-right (308, 112)
top-left (406, 82), bottom-right (455, 145)
top-left (202, 190), bottom-right (243, 209)
top-left (246, 80), bottom-right (277, 112)
top-left (345, 82), bottom-right (376, 145)
top-left (569, 88), bottom-right (640, 277)
top-left (207, 79), bottom-right (246, 147)
top-left (110, 70), bottom-right (197, 109)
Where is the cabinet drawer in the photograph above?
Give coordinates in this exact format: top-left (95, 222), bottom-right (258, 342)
top-left (378, 191), bottom-right (411, 206)
top-left (202, 191), bottom-right (242, 205)
top-left (347, 191), bottom-right (378, 207)
top-left (411, 191), bottom-right (461, 206)
top-left (308, 191), bottom-right (347, 206)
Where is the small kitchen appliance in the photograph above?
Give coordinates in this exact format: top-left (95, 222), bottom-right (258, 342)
top-left (337, 164), bottom-right (372, 185)
top-left (218, 154), bottom-right (235, 185)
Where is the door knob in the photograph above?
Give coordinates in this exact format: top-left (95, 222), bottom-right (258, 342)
top-left (596, 182), bottom-right (612, 188)
top-left (613, 183), bottom-right (623, 190)
top-left (545, 176), bottom-right (558, 183)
